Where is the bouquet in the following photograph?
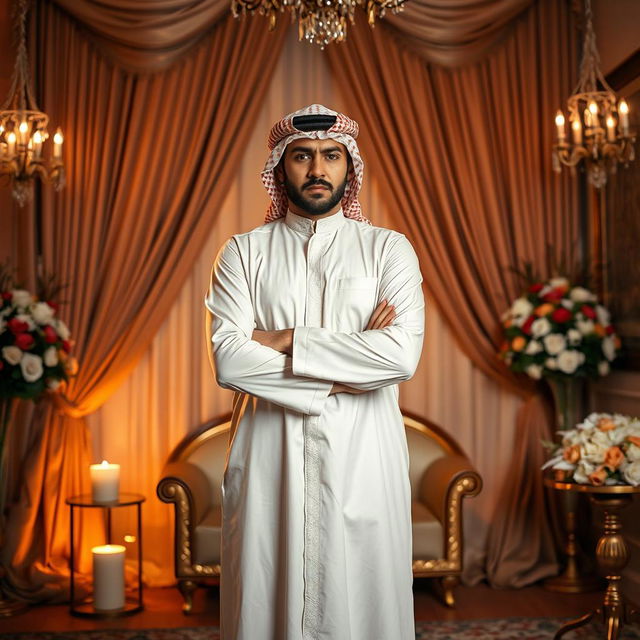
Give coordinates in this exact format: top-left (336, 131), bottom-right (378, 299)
top-left (0, 287), bottom-right (77, 400)
top-left (543, 412), bottom-right (640, 486)
top-left (500, 277), bottom-right (620, 380)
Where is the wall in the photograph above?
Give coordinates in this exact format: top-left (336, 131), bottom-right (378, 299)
top-left (593, 0), bottom-right (640, 75)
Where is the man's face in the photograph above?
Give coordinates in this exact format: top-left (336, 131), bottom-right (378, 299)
top-left (279, 138), bottom-right (352, 217)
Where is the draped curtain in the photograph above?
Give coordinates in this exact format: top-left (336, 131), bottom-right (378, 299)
top-left (2, 0), bottom-right (579, 599)
top-left (325, 0), bottom-right (577, 585)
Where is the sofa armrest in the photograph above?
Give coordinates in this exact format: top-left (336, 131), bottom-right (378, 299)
top-left (157, 461), bottom-right (213, 527)
top-left (419, 455), bottom-right (482, 525)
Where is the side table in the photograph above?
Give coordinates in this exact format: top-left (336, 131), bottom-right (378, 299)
top-left (66, 492), bottom-right (145, 618)
top-left (543, 477), bottom-right (639, 640)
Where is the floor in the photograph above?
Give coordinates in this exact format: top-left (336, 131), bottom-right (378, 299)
top-left (0, 579), bottom-right (605, 633)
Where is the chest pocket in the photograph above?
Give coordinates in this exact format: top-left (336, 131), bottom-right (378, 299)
top-left (333, 276), bottom-right (379, 331)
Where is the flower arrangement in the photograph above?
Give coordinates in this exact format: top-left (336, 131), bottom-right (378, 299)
top-left (543, 412), bottom-right (640, 486)
top-left (500, 276), bottom-right (620, 380)
top-left (0, 286), bottom-right (77, 400)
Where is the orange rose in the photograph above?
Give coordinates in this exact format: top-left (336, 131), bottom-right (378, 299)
top-left (614, 336), bottom-right (622, 349)
top-left (588, 466), bottom-right (608, 486)
top-left (627, 436), bottom-right (640, 448)
top-left (562, 444), bottom-right (581, 464)
top-left (511, 336), bottom-right (526, 352)
top-left (535, 303), bottom-right (555, 317)
top-left (594, 323), bottom-right (606, 337)
top-left (597, 417), bottom-right (616, 431)
top-left (604, 446), bottom-right (624, 470)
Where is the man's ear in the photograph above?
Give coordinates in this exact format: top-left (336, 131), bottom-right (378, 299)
top-left (275, 162), bottom-right (285, 185)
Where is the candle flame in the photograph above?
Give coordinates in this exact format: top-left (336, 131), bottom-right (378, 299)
top-left (555, 111), bottom-right (565, 127)
top-left (54, 129), bottom-right (64, 145)
top-left (606, 116), bottom-right (615, 128)
top-left (101, 459), bottom-right (110, 466)
top-left (19, 121), bottom-right (28, 133)
top-left (7, 132), bottom-right (16, 143)
top-left (619, 99), bottom-right (629, 115)
top-left (33, 131), bottom-right (42, 144)
top-left (588, 101), bottom-right (598, 115)
top-left (572, 119), bottom-right (581, 131)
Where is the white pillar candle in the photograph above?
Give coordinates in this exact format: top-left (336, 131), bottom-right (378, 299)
top-left (90, 460), bottom-right (120, 502)
top-left (571, 118), bottom-right (582, 144)
top-left (606, 116), bottom-right (616, 141)
top-left (555, 111), bottom-right (566, 141)
top-left (619, 99), bottom-right (629, 135)
top-left (6, 131), bottom-right (16, 157)
top-left (53, 128), bottom-right (63, 160)
top-left (92, 544), bottom-right (125, 611)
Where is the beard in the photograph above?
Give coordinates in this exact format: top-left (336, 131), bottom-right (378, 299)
top-left (284, 172), bottom-right (348, 216)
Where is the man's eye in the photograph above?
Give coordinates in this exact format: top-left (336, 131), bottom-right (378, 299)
top-left (294, 154), bottom-right (310, 161)
top-left (326, 154), bottom-right (340, 160)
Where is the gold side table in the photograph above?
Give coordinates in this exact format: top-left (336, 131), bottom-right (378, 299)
top-left (544, 477), bottom-right (639, 640)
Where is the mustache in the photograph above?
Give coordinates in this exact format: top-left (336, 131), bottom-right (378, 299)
top-left (302, 178), bottom-right (333, 191)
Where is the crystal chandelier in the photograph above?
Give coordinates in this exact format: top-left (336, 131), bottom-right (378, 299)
top-left (231, 0), bottom-right (407, 48)
top-left (0, 0), bottom-right (65, 206)
top-left (552, 0), bottom-right (635, 189)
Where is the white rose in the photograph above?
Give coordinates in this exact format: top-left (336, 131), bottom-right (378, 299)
top-left (545, 357), bottom-right (558, 370)
top-left (574, 460), bottom-right (597, 484)
top-left (567, 329), bottom-right (582, 346)
top-left (526, 364), bottom-right (543, 379)
top-left (47, 378), bottom-right (62, 391)
top-left (20, 353), bottom-right (43, 382)
top-left (561, 299), bottom-right (573, 309)
top-left (557, 350), bottom-right (582, 374)
top-left (525, 340), bottom-right (543, 355)
top-left (549, 277), bottom-right (569, 289)
top-left (602, 336), bottom-right (616, 362)
top-left (622, 461), bottom-right (640, 486)
top-left (596, 305), bottom-right (610, 326)
top-left (543, 333), bottom-right (567, 355)
top-left (15, 314), bottom-right (36, 331)
top-left (627, 444), bottom-right (640, 463)
top-left (11, 289), bottom-right (33, 308)
top-left (580, 440), bottom-right (608, 465)
top-left (569, 287), bottom-right (593, 303)
top-left (55, 319), bottom-right (70, 341)
top-left (2, 345), bottom-right (23, 365)
top-left (532, 317), bottom-right (552, 338)
top-left (598, 361), bottom-right (610, 377)
top-left (31, 302), bottom-right (55, 325)
top-left (576, 316), bottom-right (595, 335)
top-left (43, 346), bottom-right (58, 367)
top-left (510, 298), bottom-right (533, 326)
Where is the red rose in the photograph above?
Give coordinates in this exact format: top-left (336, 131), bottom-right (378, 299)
top-left (543, 288), bottom-right (565, 302)
top-left (521, 315), bottom-right (535, 335)
top-left (552, 307), bottom-right (572, 323)
top-left (529, 283), bottom-right (544, 294)
top-left (43, 325), bottom-right (58, 344)
top-left (581, 305), bottom-right (597, 319)
top-left (47, 300), bottom-right (60, 314)
top-left (62, 340), bottom-right (71, 353)
top-left (8, 317), bottom-right (29, 334)
top-left (15, 333), bottom-right (34, 350)
top-left (606, 325), bottom-right (615, 335)
top-left (1, 292), bottom-right (12, 301)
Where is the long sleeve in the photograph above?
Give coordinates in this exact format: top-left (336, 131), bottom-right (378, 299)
top-left (205, 237), bottom-right (332, 416)
top-left (292, 234), bottom-right (425, 391)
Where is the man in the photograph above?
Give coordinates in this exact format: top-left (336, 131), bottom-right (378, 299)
top-left (205, 104), bottom-right (424, 640)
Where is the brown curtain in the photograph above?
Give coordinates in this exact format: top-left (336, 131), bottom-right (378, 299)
top-left (384, 0), bottom-right (535, 67)
top-left (326, 0), bottom-right (577, 585)
top-left (1, 1), bottom-right (287, 601)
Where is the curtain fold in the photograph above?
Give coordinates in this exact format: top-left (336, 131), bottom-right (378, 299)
top-left (325, 0), bottom-right (577, 585)
top-left (1, 1), bottom-right (287, 601)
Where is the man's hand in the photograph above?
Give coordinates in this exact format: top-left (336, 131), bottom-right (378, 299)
top-left (366, 299), bottom-right (396, 330)
top-left (251, 329), bottom-right (293, 355)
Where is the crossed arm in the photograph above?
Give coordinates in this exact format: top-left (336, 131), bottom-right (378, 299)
top-left (205, 234), bottom-right (424, 415)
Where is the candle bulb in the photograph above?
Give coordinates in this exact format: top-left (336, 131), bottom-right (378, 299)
top-left (92, 544), bottom-right (125, 611)
top-left (619, 99), bottom-right (629, 135)
top-left (588, 101), bottom-right (599, 128)
top-left (19, 120), bottom-right (28, 146)
top-left (571, 118), bottom-right (582, 144)
top-left (6, 131), bottom-right (16, 157)
top-left (53, 128), bottom-right (63, 160)
top-left (606, 115), bottom-right (616, 141)
top-left (583, 107), bottom-right (592, 129)
top-left (32, 131), bottom-right (43, 158)
top-left (90, 460), bottom-right (120, 502)
top-left (555, 111), bottom-right (566, 142)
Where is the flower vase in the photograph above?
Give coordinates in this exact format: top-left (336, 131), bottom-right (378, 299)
top-left (0, 396), bottom-right (28, 617)
top-left (543, 377), bottom-right (600, 593)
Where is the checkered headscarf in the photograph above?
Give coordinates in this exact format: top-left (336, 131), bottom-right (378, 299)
top-left (262, 104), bottom-right (370, 224)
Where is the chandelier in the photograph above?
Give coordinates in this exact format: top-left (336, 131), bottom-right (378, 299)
top-left (231, 0), bottom-right (407, 48)
top-left (552, 0), bottom-right (635, 189)
top-left (0, 0), bottom-right (65, 206)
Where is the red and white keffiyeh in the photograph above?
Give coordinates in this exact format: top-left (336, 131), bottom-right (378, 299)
top-left (262, 104), bottom-right (370, 224)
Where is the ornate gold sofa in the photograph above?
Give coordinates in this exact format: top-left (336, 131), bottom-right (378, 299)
top-left (157, 411), bottom-right (482, 613)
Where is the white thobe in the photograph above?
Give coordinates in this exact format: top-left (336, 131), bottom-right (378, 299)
top-left (205, 209), bottom-right (425, 640)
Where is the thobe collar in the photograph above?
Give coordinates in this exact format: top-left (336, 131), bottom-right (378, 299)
top-left (284, 208), bottom-right (346, 236)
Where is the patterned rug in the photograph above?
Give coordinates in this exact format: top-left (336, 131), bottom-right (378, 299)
top-left (2, 618), bottom-right (640, 640)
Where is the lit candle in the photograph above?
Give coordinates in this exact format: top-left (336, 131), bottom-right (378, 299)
top-left (32, 131), bottom-right (43, 158)
top-left (53, 128), bottom-right (63, 160)
top-left (92, 544), bottom-right (125, 611)
top-left (588, 101), bottom-right (599, 128)
top-left (6, 131), bottom-right (16, 157)
top-left (571, 118), bottom-right (582, 144)
top-left (555, 110), bottom-right (566, 141)
top-left (619, 99), bottom-right (629, 135)
top-left (583, 107), bottom-right (592, 129)
top-left (19, 120), bottom-right (28, 146)
top-left (606, 115), bottom-right (616, 141)
top-left (90, 460), bottom-right (120, 502)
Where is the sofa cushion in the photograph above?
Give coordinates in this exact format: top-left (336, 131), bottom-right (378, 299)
top-left (411, 500), bottom-right (443, 560)
top-left (193, 506), bottom-right (222, 565)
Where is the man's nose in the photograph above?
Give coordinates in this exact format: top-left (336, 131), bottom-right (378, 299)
top-left (308, 155), bottom-right (325, 177)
